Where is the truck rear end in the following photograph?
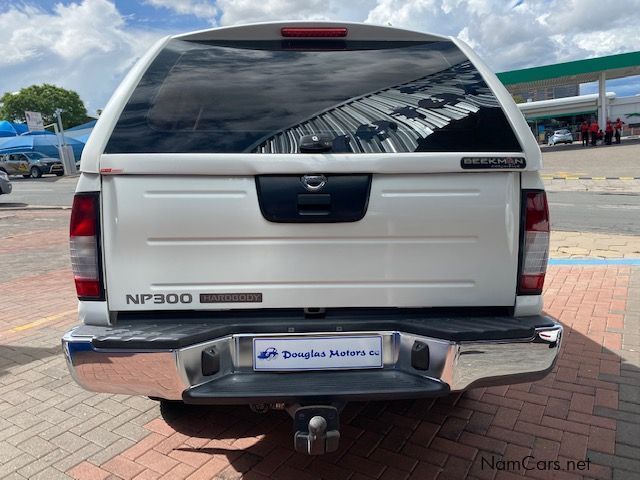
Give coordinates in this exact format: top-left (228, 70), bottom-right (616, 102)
top-left (63, 22), bottom-right (561, 454)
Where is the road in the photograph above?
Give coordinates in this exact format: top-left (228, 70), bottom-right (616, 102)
top-left (2, 174), bottom-right (639, 235)
top-left (0, 175), bottom-right (76, 208)
top-left (548, 191), bottom-right (640, 235)
top-left (541, 139), bottom-right (640, 177)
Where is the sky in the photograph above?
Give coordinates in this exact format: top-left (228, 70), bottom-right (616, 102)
top-left (1, 0), bottom-right (639, 115)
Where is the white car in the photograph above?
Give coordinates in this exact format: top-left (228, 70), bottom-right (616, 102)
top-left (548, 129), bottom-right (573, 145)
top-left (62, 22), bottom-right (561, 455)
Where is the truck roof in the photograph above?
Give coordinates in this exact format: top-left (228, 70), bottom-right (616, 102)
top-left (173, 21), bottom-right (450, 43)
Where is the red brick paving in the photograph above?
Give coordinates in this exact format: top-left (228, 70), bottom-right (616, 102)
top-left (1, 211), bottom-right (635, 480)
top-left (60, 265), bottom-right (630, 480)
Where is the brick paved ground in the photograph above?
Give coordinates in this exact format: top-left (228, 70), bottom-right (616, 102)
top-left (1, 210), bottom-right (639, 480)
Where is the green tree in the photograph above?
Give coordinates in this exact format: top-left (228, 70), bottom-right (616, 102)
top-left (0, 84), bottom-right (88, 129)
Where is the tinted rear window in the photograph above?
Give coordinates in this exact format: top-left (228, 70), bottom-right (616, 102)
top-left (106, 39), bottom-right (521, 154)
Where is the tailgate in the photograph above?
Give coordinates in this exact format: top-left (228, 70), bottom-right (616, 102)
top-left (102, 171), bottom-right (519, 311)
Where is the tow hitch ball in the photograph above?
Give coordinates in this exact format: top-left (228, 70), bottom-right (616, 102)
top-left (292, 405), bottom-right (341, 455)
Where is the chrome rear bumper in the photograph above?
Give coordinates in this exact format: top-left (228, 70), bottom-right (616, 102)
top-left (62, 323), bottom-right (562, 402)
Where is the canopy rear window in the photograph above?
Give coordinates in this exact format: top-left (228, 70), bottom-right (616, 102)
top-left (106, 39), bottom-right (522, 154)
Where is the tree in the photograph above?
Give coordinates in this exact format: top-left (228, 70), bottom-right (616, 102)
top-left (0, 84), bottom-right (88, 129)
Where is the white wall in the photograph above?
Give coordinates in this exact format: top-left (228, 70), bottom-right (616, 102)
top-left (610, 96), bottom-right (640, 125)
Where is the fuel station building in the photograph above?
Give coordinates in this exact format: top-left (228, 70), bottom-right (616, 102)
top-left (497, 51), bottom-right (640, 142)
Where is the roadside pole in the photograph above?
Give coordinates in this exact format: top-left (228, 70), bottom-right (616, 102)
top-left (44, 122), bottom-right (64, 157)
top-left (54, 109), bottom-right (77, 175)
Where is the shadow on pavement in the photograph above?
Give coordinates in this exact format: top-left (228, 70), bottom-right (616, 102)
top-left (0, 202), bottom-right (28, 208)
top-left (155, 319), bottom-right (638, 479)
top-left (0, 344), bottom-right (60, 378)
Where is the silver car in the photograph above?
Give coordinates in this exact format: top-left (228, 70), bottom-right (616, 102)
top-left (0, 152), bottom-right (64, 178)
top-left (0, 170), bottom-right (12, 195)
top-left (548, 129), bottom-right (573, 145)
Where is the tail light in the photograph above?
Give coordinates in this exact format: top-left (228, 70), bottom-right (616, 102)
top-left (281, 27), bottom-right (348, 38)
top-left (518, 190), bottom-right (550, 295)
top-left (70, 192), bottom-right (103, 300)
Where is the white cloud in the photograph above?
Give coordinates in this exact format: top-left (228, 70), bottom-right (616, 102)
top-left (0, 0), bottom-right (163, 113)
top-left (217, 0), bottom-right (376, 26)
top-left (144, 0), bottom-right (217, 22)
top-left (1, 0), bottom-right (639, 114)
top-left (362, 0), bottom-right (640, 72)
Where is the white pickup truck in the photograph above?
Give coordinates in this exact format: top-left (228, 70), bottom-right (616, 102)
top-left (62, 21), bottom-right (561, 455)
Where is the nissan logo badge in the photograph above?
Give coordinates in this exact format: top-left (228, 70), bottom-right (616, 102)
top-left (301, 174), bottom-right (327, 192)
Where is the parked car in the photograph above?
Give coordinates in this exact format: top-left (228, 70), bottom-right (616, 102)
top-left (0, 170), bottom-right (12, 195)
top-left (0, 152), bottom-right (64, 178)
top-left (547, 129), bottom-right (573, 145)
top-left (62, 22), bottom-right (561, 455)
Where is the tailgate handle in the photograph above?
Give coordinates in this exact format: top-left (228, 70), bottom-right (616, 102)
top-left (297, 194), bottom-right (331, 216)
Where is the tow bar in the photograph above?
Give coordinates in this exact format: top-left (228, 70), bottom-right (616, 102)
top-left (290, 404), bottom-right (342, 455)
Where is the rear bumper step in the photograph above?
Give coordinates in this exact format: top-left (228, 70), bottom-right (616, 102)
top-left (62, 315), bottom-right (562, 404)
top-left (185, 371), bottom-right (449, 404)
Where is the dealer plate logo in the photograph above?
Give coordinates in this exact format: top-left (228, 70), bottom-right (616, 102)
top-left (253, 336), bottom-right (383, 371)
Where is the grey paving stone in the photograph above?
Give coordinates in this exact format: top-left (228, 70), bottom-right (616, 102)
top-left (0, 453), bottom-right (37, 478)
top-left (112, 420), bottom-right (152, 442)
top-left (0, 442), bottom-right (23, 463)
top-left (30, 467), bottom-right (73, 480)
top-left (594, 406), bottom-right (640, 423)
top-left (7, 421), bottom-right (55, 446)
top-left (122, 394), bottom-right (157, 412)
top-left (0, 473), bottom-right (27, 480)
top-left (614, 469), bottom-right (640, 480)
top-left (39, 416), bottom-right (85, 441)
top-left (99, 407), bottom-right (141, 432)
top-left (94, 397), bottom-right (131, 416)
top-left (0, 389), bottom-right (29, 406)
top-left (82, 426), bottom-right (121, 448)
top-left (3, 406), bottom-right (43, 428)
top-left (600, 373), bottom-right (640, 387)
top-left (55, 392), bottom-right (94, 411)
top-left (17, 448), bottom-right (67, 478)
top-left (81, 393), bottom-right (108, 407)
top-left (620, 401), bottom-right (640, 415)
top-left (16, 435), bottom-right (57, 459)
top-left (131, 408), bottom-right (160, 427)
top-left (51, 431), bottom-right (90, 453)
top-left (27, 382), bottom-right (59, 403)
top-left (0, 424), bottom-right (22, 440)
top-left (52, 442), bottom-right (102, 471)
top-left (617, 422), bottom-right (640, 447)
top-left (588, 450), bottom-right (640, 473)
top-left (619, 384), bottom-right (640, 403)
top-left (68, 412), bottom-right (112, 436)
top-left (616, 444), bottom-right (640, 460)
top-left (87, 437), bottom-right (135, 464)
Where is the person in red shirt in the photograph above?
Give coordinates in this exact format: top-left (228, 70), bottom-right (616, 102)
top-left (589, 120), bottom-right (599, 146)
top-left (605, 121), bottom-right (614, 145)
top-left (580, 120), bottom-right (589, 147)
top-left (614, 118), bottom-right (625, 144)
